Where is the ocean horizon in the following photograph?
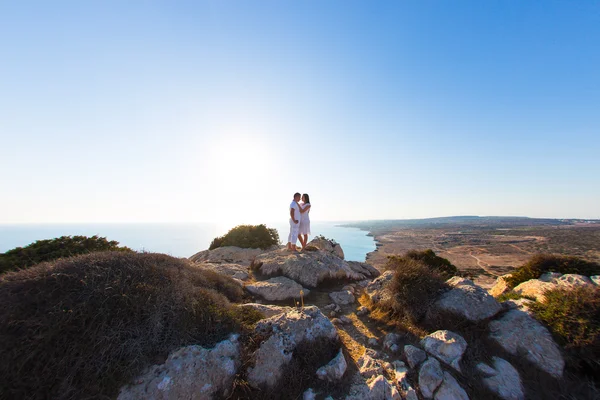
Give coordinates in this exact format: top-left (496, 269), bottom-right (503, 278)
top-left (0, 221), bottom-right (376, 262)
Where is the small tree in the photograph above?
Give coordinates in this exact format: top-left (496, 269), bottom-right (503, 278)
top-left (209, 224), bottom-right (280, 250)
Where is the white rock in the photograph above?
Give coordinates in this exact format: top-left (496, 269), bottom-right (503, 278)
top-left (307, 236), bottom-right (346, 259)
top-left (421, 330), bottom-right (467, 372)
top-left (357, 350), bottom-right (385, 379)
top-left (489, 309), bottom-right (564, 378)
top-left (365, 270), bottom-right (394, 304)
top-left (330, 290), bottom-right (356, 305)
top-left (190, 246), bottom-right (267, 265)
top-left (369, 375), bottom-right (401, 400)
top-left (539, 272), bottom-right (562, 282)
top-left (513, 279), bottom-right (556, 302)
top-left (238, 303), bottom-right (293, 319)
top-left (194, 262), bottom-right (250, 282)
top-left (490, 274), bottom-right (513, 297)
top-left (316, 348), bottom-right (347, 382)
top-left (590, 275), bottom-right (599, 285)
top-left (419, 357), bottom-right (444, 399)
top-left (476, 357), bottom-right (524, 400)
top-left (118, 334), bottom-right (240, 400)
top-left (556, 274), bottom-right (594, 289)
top-left (404, 345), bottom-right (427, 369)
top-left (434, 371), bottom-right (469, 400)
top-left (245, 276), bottom-right (309, 301)
top-left (383, 333), bottom-right (403, 352)
top-left (432, 278), bottom-right (502, 322)
top-left (502, 298), bottom-right (534, 314)
top-left (248, 306), bottom-right (338, 388)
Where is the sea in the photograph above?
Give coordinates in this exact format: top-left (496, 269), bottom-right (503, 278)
top-left (0, 222), bottom-right (376, 262)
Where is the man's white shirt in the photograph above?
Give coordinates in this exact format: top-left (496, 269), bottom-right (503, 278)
top-left (289, 201), bottom-right (300, 224)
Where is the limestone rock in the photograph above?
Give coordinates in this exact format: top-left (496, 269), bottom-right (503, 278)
top-left (421, 330), bottom-right (467, 372)
top-left (316, 348), bottom-right (347, 382)
top-left (357, 350), bottom-right (385, 379)
top-left (404, 345), bottom-right (427, 369)
top-left (556, 274), bottom-right (594, 289)
top-left (330, 290), bottom-right (356, 305)
top-left (245, 276), bottom-right (309, 301)
top-left (248, 306), bottom-right (338, 388)
top-left (253, 248), bottom-right (378, 288)
top-left (419, 357), bottom-right (444, 399)
top-left (502, 298), bottom-right (534, 314)
top-left (348, 261), bottom-right (381, 279)
top-left (393, 360), bottom-right (419, 399)
top-left (476, 357), bottom-right (524, 400)
top-left (434, 371), bottom-right (469, 400)
top-left (365, 270), bottom-right (394, 304)
top-left (591, 275), bottom-right (599, 285)
top-left (383, 333), bottom-right (403, 352)
top-left (308, 236), bottom-right (345, 259)
top-left (238, 303), bottom-right (292, 318)
top-left (195, 262), bottom-right (249, 282)
top-left (118, 334), bottom-right (240, 400)
top-left (490, 274), bottom-right (513, 297)
top-left (190, 246), bottom-right (267, 265)
top-left (489, 309), bottom-right (564, 378)
top-left (368, 375), bottom-right (401, 400)
top-left (539, 272), bottom-right (562, 282)
top-left (432, 277), bottom-right (502, 322)
top-left (513, 279), bottom-right (556, 302)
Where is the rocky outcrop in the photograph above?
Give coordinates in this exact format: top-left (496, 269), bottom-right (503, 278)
top-left (591, 275), bottom-right (600, 285)
top-left (316, 348), bottom-right (347, 382)
top-left (253, 248), bottom-right (379, 288)
top-left (247, 306), bottom-right (338, 389)
top-left (431, 277), bottom-right (502, 322)
top-left (329, 290), bottom-right (356, 305)
top-left (435, 371), bottom-right (469, 400)
top-left (421, 330), bottom-right (467, 372)
top-left (419, 357), bottom-right (444, 398)
top-left (489, 309), bottom-right (564, 378)
top-left (555, 273), bottom-right (595, 289)
top-left (365, 270), bottom-right (394, 304)
top-left (245, 276), bottom-right (309, 301)
top-left (513, 279), bottom-right (556, 302)
top-left (490, 274), bottom-right (513, 297)
top-left (118, 334), bottom-right (240, 400)
top-left (477, 357), bottom-right (524, 400)
top-left (190, 246), bottom-right (268, 265)
top-left (195, 262), bottom-right (249, 283)
top-left (404, 345), bottom-right (427, 369)
top-left (238, 303), bottom-right (293, 318)
top-left (307, 236), bottom-right (345, 259)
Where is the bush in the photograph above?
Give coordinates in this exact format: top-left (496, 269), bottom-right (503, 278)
top-left (209, 224), bottom-right (280, 250)
top-left (531, 287), bottom-right (600, 373)
top-left (381, 256), bottom-right (449, 323)
top-left (403, 249), bottom-right (458, 278)
top-left (506, 254), bottom-right (600, 288)
top-left (0, 251), bottom-right (259, 400)
top-left (0, 235), bottom-right (131, 274)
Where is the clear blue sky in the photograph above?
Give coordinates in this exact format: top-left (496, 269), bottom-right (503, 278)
top-left (1, 1), bottom-right (599, 223)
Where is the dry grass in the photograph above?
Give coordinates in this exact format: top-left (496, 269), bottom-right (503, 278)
top-left (0, 251), bottom-right (260, 400)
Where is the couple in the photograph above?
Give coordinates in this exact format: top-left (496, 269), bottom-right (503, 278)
top-left (287, 192), bottom-right (311, 251)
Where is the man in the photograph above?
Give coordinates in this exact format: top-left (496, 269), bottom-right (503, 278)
top-left (287, 192), bottom-right (301, 251)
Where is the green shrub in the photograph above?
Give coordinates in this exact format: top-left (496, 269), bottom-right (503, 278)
top-left (0, 235), bottom-right (131, 274)
top-left (403, 249), bottom-right (458, 278)
top-left (381, 256), bottom-right (449, 323)
top-left (209, 224), bottom-right (280, 250)
top-left (530, 287), bottom-right (600, 373)
top-left (0, 252), bottom-right (258, 400)
top-left (506, 254), bottom-right (600, 288)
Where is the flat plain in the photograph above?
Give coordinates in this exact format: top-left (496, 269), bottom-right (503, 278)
top-left (345, 217), bottom-right (600, 288)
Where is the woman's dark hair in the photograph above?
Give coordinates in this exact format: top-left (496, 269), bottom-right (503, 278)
top-left (302, 193), bottom-right (310, 204)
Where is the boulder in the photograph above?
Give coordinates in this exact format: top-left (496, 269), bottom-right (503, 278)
top-left (431, 277), bottom-right (502, 322)
top-left (539, 272), bottom-right (562, 282)
top-left (404, 345), bottom-right (427, 369)
top-left (348, 261), bottom-right (381, 279)
top-left (476, 357), bottom-right (524, 400)
top-left (555, 274), bottom-right (594, 289)
top-left (247, 306), bottom-right (338, 388)
top-left (591, 275), bottom-right (599, 285)
top-left (490, 274), bottom-right (513, 297)
top-left (316, 348), bottom-right (347, 382)
top-left (489, 309), bottom-right (564, 378)
top-left (393, 360), bottom-right (417, 398)
top-left (420, 330), bottom-right (467, 372)
top-left (190, 246), bottom-right (267, 265)
top-left (357, 349), bottom-right (385, 379)
top-left (194, 262), bottom-right (249, 282)
top-left (118, 334), bottom-right (240, 400)
top-left (245, 276), bottom-right (309, 301)
top-left (330, 290), bottom-right (356, 305)
top-left (307, 236), bottom-right (345, 259)
top-left (367, 375), bottom-right (401, 400)
top-left (418, 357), bottom-right (444, 399)
top-left (502, 298), bottom-right (534, 314)
top-left (513, 279), bottom-right (557, 302)
top-left (238, 303), bottom-right (293, 318)
top-left (434, 371), bottom-right (469, 400)
top-left (365, 270), bottom-right (394, 304)
top-left (253, 249), bottom-right (378, 288)
top-left (383, 333), bottom-right (403, 352)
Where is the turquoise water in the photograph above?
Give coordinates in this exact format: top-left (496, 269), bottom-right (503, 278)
top-left (0, 222), bottom-right (375, 262)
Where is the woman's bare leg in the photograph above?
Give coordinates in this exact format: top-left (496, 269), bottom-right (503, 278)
top-left (297, 234), bottom-right (304, 249)
top-left (303, 235), bottom-right (308, 248)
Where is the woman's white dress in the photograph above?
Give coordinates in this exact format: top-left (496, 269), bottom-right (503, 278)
top-left (298, 203), bottom-right (311, 235)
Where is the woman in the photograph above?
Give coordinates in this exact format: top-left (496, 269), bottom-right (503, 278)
top-left (297, 193), bottom-right (311, 250)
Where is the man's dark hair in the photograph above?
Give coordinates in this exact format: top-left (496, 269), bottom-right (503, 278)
top-left (294, 192), bottom-right (301, 198)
